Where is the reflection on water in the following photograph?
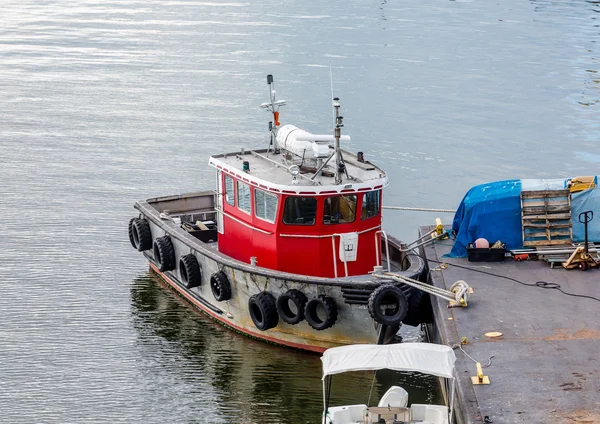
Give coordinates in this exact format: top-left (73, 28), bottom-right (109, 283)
top-left (130, 273), bottom-right (440, 423)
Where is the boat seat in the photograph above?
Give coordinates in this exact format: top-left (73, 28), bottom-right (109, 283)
top-left (364, 407), bottom-right (410, 424)
top-left (327, 404), bottom-right (366, 423)
top-left (378, 386), bottom-right (408, 408)
top-left (410, 404), bottom-right (449, 424)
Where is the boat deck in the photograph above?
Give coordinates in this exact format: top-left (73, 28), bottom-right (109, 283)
top-left (420, 226), bottom-right (600, 424)
top-left (210, 148), bottom-right (386, 187)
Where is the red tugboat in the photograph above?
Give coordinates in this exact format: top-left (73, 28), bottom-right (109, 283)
top-left (128, 75), bottom-right (427, 352)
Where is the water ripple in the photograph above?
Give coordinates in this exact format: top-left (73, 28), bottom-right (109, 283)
top-left (1, 0), bottom-right (598, 422)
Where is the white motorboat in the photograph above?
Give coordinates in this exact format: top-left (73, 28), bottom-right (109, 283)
top-left (321, 343), bottom-right (456, 424)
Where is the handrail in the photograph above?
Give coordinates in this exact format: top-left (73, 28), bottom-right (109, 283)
top-left (330, 234), bottom-right (349, 278)
top-left (375, 230), bottom-right (391, 272)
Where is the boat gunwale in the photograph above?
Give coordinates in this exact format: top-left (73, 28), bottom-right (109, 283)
top-left (134, 196), bottom-right (424, 287)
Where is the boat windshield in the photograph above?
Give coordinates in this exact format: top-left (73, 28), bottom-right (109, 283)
top-left (324, 195), bottom-right (357, 224)
top-left (283, 197), bottom-right (317, 225)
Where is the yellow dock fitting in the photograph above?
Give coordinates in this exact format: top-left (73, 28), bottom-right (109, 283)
top-left (471, 362), bottom-right (490, 385)
top-left (433, 218), bottom-right (449, 239)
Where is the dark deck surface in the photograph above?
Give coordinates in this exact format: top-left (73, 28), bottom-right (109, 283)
top-left (420, 227), bottom-right (600, 424)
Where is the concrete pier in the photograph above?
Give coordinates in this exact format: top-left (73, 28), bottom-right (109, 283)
top-left (419, 227), bottom-right (600, 424)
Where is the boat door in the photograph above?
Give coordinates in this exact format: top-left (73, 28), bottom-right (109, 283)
top-left (216, 170), bottom-right (224, 234)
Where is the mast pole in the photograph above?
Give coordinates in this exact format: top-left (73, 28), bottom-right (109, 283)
top-left (262, 74), bottom-right (285, 156)
top-left (333, 97), bottom-right (344, 185)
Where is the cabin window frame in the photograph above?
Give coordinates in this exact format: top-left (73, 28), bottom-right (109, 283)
top-left (282, 196), bottom-right (318, 226)
top-left (360, 190), bottom-right (381, 220)
top-left (224, 174), bottom-right (235, 206)
top-left (254, 188), bottom-right (278, 223)
top-left (237, 180), bottom-right (251, 215)
top-left (323, 194), bottom-right (358, 225)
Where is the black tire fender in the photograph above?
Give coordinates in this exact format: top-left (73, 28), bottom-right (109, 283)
top-left (129, 218), bottom-right (152, 252)
top-left (153, 235), bottom-right (176, 272)
top-left (305, 295), bottom-right (338, 331)
top-left (248, 292), bottom-right (279, 331)
top-left (210, 271), bottom-right (232, 302)
top-left (128, 218), bottom-right (137, 249)
top-left (276, 289), bottom-right (307, 325)
top-left (368, 284), bottom-right (408, 326)
top-left (179, 254), bottom-right (202, 289)
top-left (402, 286), bottom-right (431, 327)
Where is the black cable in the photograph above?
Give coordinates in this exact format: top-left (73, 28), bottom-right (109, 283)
top-left (407, 250), bottom-right (600, 303)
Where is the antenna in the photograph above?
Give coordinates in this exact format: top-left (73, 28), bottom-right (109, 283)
top-left (261, 75), bottom-right (286, 156)
top-left (334, 97), bottom-right (345, 185)
top-left (329, 63), bottom-right (335, 132)
top-left (260, 74), bottom-right (286, 123)
top-left (329, 65), bottom-right (348, 185)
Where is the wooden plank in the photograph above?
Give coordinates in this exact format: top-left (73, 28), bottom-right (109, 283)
top-left (524, 228), bottom-right (571, 237)
top-left (523, 223), bottom-right (571, 228)
top-left (522, 213), bottom-right (572, 220)
top-left (523, 218), bottom-right (571, 223)
top-left (522, 205), bottom-right (571, 214)
top-left (522, 200), bottom-right (570, 208)
top-left (522, 217), bottom-right (571, 221)
top-left (524, 239), bottom-right (572, 246)
top-left (523, 223), bottom-right (572, 229)
top-left (521, 189), bottom-right (570, 198)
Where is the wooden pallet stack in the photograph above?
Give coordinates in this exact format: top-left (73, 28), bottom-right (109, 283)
top-left (521, 189), bottom-right (572, 248)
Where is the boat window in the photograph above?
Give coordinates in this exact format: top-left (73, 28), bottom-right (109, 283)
top-left (237, 181), bottom-right (251, 214)
top-left (361, 190), bottom-right (381, 220)
top-left (282, 197), bottom-right (317, 225)
top-left (224, 174), bottom-right (235, 206)
top-left (255, 189), bottom-right (278, 223)
top-left (323, 195), bottom-right (357, 224)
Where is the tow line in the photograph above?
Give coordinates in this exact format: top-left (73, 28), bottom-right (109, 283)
top-left (372, 267), bottom-right (473, 307)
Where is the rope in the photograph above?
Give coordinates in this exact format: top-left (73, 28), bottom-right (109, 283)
top-left (367, 370), bottom-right (377, 406)
top-left (451, 344), bottom-right (495, 368)
top-left (382, 206), bottom-right (456, 213)
top-left (372, 272), bottom-right (471, 305)
top-left (450, 280), bottom-right (471, 305)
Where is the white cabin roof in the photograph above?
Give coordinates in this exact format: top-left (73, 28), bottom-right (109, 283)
top-left (321, 343), bottom-right (456, 380)
top-left (209, 148), bottom-right (389, 195)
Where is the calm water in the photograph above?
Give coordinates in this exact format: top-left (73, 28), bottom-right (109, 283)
top-left (1, 0), bottom-right (598, 422)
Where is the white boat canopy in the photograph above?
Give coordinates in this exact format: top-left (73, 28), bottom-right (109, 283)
top-left (321, 343), bottom-right (456, 380)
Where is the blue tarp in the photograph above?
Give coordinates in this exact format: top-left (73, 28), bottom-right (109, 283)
top-left (448, 177), bottom-right (600, 258)
top-left (572, 185), bottom-right (600, 242)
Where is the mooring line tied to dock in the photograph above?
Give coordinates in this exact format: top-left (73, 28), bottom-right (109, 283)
top-left (382, 206), bottom-right (456, 213)
top-left (372, 270), bottom-right (472, 307)
top-left (451, 342), bottom-right (494, 385)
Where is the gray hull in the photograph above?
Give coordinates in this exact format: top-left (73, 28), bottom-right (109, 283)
top-left (133, 191), bottom-right (426, 352)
